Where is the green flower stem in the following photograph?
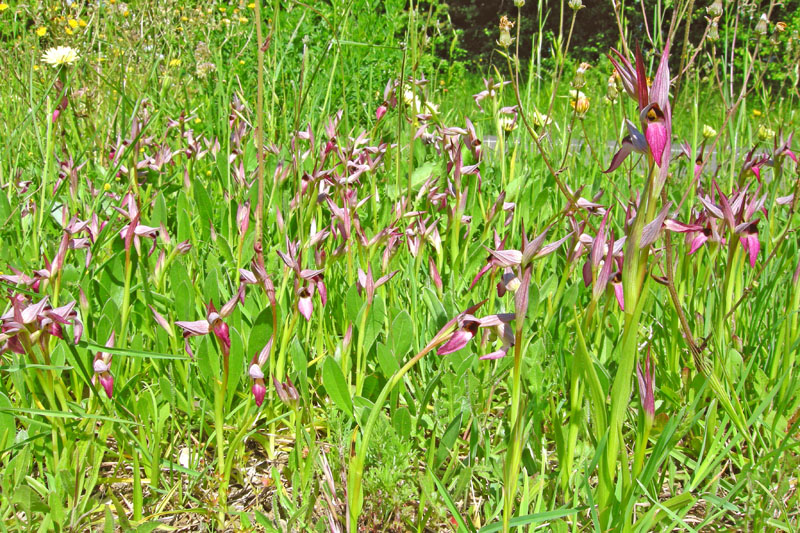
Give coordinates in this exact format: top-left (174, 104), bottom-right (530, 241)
top-left (214, 349), bottom-right (230, 527)
top-left (599, 162), bottom-right (658, 522)
top-left (347, 322), bottom-right (455, 530)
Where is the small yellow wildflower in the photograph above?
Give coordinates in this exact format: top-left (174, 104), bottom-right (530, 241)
top-left (103, 183), bottom-right (111, 191)
top-left (65, 28), bottom-right (74, 35)
top-left (248, 2), bottom-right (255, 8)
top-left (109, 0), bottom-right (115, 3)
top-left (0, 3), bottom-right (9, 12)
top-left (194, 117), bottom-right (201, 124)
top-left (219, 6), bottom-right (226, 12)
top-left (78, 19), bottom-right (87, 27)
top-left (752, 109), bottom-right (762, 117)
top-left (234, 8), bottom-right (240, 14)
top-left (169, 58), bottom-right (181, 67)
top-left (123, 10), bottom-right (129, 17)
top-left (181, 16), bottom-right (188, 21)
top-left (239, 17), bottom-right (248, 23)
top-left (206, 170), bottom-right (212, 176)
top-left (36, 27), bottom-right (47, 37)
top-left (33, 65), bottom-right (39, 71)
top-left (239, 60), bottom-right (245, 65)
top-left (68, 19), bottom-right (78, 28)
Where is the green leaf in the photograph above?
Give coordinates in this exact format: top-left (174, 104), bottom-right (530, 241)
top-left (477, 508), bottom-right (581, 532)
top-left (12, 485), bottom-right (50, 515)
top-left (376, 342), bottom-right (399, 378)
top-left (390, 310), bottom-right (414, 356)
top-left (247, 307), bottom-right (275, 358)
top-left (322, 356), bottom-right (353, 419)
top-left (430, 469), bottom-right (475, 533)
top-left (435, 411), bottom-right (463, 467)
top-left (0, 393), bottom-right (14, 453)
top-left (391, 407), bottom-right (412, 439)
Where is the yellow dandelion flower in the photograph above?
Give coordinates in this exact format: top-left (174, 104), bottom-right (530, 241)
top-left (65, 28), bottom-right (74, 35)
top-left (68, 19), bottom-right (78, 28)
top-left (36, 27), bottom-right (47, 37)
top-left (78, 19), bottom-right (87, 27)
top-left (169, 58), bottom-right (181, 67)
top-left (123, 10), bottom-right (129, 17)
top-left (42, 46), bottom-right (80, 67)
top-left (0, 3), bottom-right (9, 12)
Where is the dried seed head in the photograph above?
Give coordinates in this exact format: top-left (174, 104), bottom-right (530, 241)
top-left (498, 16), bottom-right (514, 48)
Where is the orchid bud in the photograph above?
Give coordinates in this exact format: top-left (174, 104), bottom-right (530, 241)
top-left (376, 104), bottom-right (387, 121)
top-left (237, 201), bottom-right (251, 238)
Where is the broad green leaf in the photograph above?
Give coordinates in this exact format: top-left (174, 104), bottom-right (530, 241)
top-left (391, 407), bottom-right (412, 439)
top-left (390, 310), bottom-right (414, 357)
top-left (322, 356), bottom-right (353, 419)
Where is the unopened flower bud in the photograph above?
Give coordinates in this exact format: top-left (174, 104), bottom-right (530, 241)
top-left (570, 90), bottom-right (590, 118)
top-left (568, 0), bottom-right (583, 10)
top-left (708, 17), bottom-right (720, 42)
top-left (757, 124), bottom-right (775, 141)
top-left (606, 74), bottom-right (619, 102)
top-left (702, 124), bottom-right (717, 138)
top-left (514, 0), bottom-right (525, 6)
top-left (572, 62), bottom-right (591, 89)
top-left (707, 0), bottom-right (723, 18)
top-left (755, 13), bottom-right (768, 36)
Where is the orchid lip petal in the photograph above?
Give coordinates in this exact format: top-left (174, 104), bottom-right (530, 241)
top-left (437, 329), bottom-right (475, 355)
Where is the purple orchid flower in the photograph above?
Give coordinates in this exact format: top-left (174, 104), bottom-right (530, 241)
top-left (437, 312), bottom-right (516, 360)
top-left (175, 289), bottom-right (243, 357)
top-left (248, 337), bottom-right (273, 407)
top-left (605, 41), bottom-right (672, 181)
top-left (92, 333), bottom-right (116, 398)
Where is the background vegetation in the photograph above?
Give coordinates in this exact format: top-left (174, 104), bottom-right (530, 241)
top-left (0, 0), bottom-right (798, 531)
